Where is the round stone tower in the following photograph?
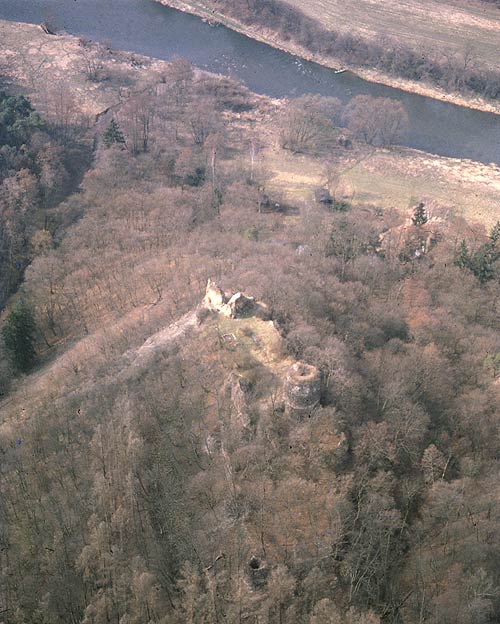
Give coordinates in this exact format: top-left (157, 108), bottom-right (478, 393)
top-left (284, 362), bottom-right (322, 418)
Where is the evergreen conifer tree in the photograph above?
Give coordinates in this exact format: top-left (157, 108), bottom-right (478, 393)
top-left (489, 221), bottom-right (500, 245)
top-left (412, 202), bottom-right (427, 226)
top-left (454, 240), bottom-right (471, 270)
top-left (103, 118), bottom-right (125, 148)
top-left (455, 234), bottom-right (500, 284)
top-left (1, 302), bottom-right (37, 373)
top-left (471, 248), bottom-right (495, 284)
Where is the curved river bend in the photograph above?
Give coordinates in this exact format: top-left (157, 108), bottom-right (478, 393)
top-left (1, 0), bottom-right (499, 165)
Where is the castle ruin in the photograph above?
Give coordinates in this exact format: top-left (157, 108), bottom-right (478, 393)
top-left (204, 279), bottom-right (257, 319)
top-left (204, 280), bottom-right (323, 419)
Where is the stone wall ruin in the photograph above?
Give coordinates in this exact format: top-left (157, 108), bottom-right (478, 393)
top-left (284, 362), bottom-right (322, 417)
top-left (203, 281), bottom-right (324, 419)
top-left (203, 279), bottom-right (257, 319)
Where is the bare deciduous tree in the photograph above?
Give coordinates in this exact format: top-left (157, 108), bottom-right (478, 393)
top-left (279, 95), bottom-right (341, 153)
top-left (120, 93), bottom-right (156, 153)
top-left (184, 96), bottom-right (221, 146)
top-left (342, 95), bottom-right (409, 146)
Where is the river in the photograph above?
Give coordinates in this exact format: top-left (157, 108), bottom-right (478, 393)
top-left (1, 0), bottom-right (499, 165)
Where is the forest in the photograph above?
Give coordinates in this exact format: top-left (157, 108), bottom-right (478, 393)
top-left (1, 37), bottom-right (500, 624)
top-left (0, 90), bottom-right (90, 311)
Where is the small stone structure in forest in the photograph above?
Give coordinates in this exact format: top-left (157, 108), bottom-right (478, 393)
top-left (284, 362), bottom-right (322, 417)
top-left (314, 187), bottom-right (333, 206)
top-left (225, 291), bottom-right (256, 318)
top-left (204, 279), bottom-right (257, 319)
top-left (248, 556), bottom-right (269, 590)
top-left (204, 279), bottom-right (226, 310)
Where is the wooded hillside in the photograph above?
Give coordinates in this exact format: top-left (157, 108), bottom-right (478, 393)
top-left (1, 32), bottom-right (500, 624)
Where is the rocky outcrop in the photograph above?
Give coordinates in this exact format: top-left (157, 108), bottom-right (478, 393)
top-left (284, 362), bottom-right (322, 418)
top-left (378, 205), bottom-right (449, 261)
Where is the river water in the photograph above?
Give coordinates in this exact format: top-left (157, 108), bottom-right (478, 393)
top-left (1, 0), bottom-right (500, 164)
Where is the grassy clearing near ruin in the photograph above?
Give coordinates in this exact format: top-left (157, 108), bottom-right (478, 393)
top-left (260, 142), bottom-right (500, 228)
top-left (286, 0), bottom-right (500, 72)
top-left (210, 314), bottom-right (288, 371)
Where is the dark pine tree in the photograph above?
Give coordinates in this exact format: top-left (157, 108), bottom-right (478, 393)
top-left (454, 240), bottom-right (471, 270)
top-left (1, 302), bottom-right (37, 373)
top-left (489, 221), bottom-right (500, 245)
top-left (471, 248), bottom-right (495, 284)
top-left (103, 118), bottom-right (125, 148)
top-left (0, 92), bottom-right (45, 147)
top-left (412, 202), bottom-right (427, 226)
top-left (456, 227), bottom-right (500, 284)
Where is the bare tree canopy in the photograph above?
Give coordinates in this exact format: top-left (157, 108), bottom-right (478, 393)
top-left (343, 95), bottom-right (409, 146)
top-left (279, 94), bottom-right (341, 152)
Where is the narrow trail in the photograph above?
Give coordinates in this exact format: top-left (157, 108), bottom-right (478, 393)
top-left (123, 306), bottom-right (201, 372)
top-left (0, 307), bottom-right (202, 413)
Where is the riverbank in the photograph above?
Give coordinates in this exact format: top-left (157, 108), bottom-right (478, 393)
top-left (0, 19), bottom-right (177, 120)
top-left (154, 0), bottom-right (500, 116)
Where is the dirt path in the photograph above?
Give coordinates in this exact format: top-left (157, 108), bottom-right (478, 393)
top-left (124, 307), bottom-right (201, 371)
